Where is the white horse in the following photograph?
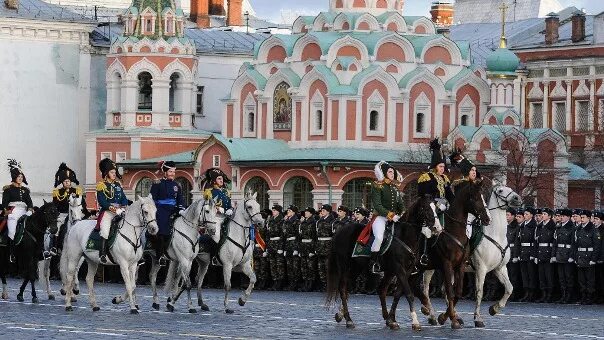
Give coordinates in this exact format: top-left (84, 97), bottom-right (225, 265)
top-left (471, 184), bottom-right (522, 328)
top-left (195, 191), bottom-right (264, 313)
top-left (62, 195), bottom-right (158, 313)
top-left (38, 193), bottom-right (85, 301)
top-left (148, 198), bottom-right (222, 313)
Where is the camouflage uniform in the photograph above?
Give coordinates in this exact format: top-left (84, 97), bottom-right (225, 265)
top-left (253, 218), bottom-right (270, 290)
top-left (298, 211), bottom-right (318, 291)
top-left (283, 213), bottom-right (300, 290)
top-left (316, 208), bottom-right (335, 290)
top-left (266, 212), bottom-right (285, 289)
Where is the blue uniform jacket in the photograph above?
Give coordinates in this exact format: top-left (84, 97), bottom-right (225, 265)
top-left (151, 178), bottom-right (184, 235)
top-left (204, 186), bottom-right (232, 210)
top-left (96, 181), bottom-right (129, 212)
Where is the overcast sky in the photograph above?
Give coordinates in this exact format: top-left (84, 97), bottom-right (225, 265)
top-left (250, 0), bottom-right (603, 24)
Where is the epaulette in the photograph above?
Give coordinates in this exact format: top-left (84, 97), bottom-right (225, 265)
top-left (418, 172), bottom-right (431, 183)
top-left (96, 181), bottom-right (107, 191)
top-left (443, 174), bottom-right (450, 183)
top-left (52, 188), bottom-right (59, 198)
top-left (451, 178), bottom-right (467, 187)
top-left (153, 178), bottom-right (161, 184)
top-left (372, 181), bottom-right (383, 188)
top-left (3, 185), bottom-right (11, 191)
top-left (75, 187), bottom-right (83, 196)
top-left (203, 188), bottom-right (213, 199)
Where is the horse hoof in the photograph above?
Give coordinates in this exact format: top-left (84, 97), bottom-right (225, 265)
top-left (388, 322), bottom-right (400, 330)
top-left (238, 297), bottom-right (245, 306)
top-left (420, 305), bottom-right (430, 316)
top-left (65, 306), bottom-right (73, 312)
top-left (199, 304), bottom-right (209, 311)
top-left (334, 313), bottom-right (343, 323)
top-left (489, 305), bottom-right (499, 316)
top-left (111, 297), bottom-right (119, 305)
top-left (167, 297), bottom-right (172, 303)
top-left (152, 303), bottom-right (160, 310)
top-left (345, 321), bottom-right (355, 329)
top-left (32, 297), bottom-right (39, 304)
top-left (73, 289), bottom-right (80, 295)
top-left (189, 308), bottom-right (197, 314)
top-left (60, 289), bottom-right (66, 296)
top-left (70, 297), bottom-right (77, 303)
top-left (135, 305), bottom-right (140, 310)
top-left (17, 294), bottom-right (24, 302)
top-left (93, 306), bottom-right (100, 312)
top-left (1, 293), bottom-right (7, 300)
top-left (166, 304), bottom-right (175, 313)
top-left (457, 317), bottom-right (464, 326)
top-left (451, 321), bottom-right (463, 330)
top-left (437, 313), bottom-right (447, 325)
top-left (48, 295), bottom-right (55, 301)
top-left (225, 308), bottom-right (234, 314)
top-left (474, 320), bottom-right (485, 328)
top-left (130, 309), bottom-right (139, 315)
top-left (412, 324), bottom-right (422, 332)
top-left (428, 317), bottom-right (438, 326)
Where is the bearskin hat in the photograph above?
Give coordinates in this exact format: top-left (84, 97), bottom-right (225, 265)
top-left (99, 158), bottom-right (121, 179)
top-left (7, 159), bottom-right (27, 185)
top-left (429, 138), bottom-right (447, 169)
top-left (54, 162), bottom-right (79, 187)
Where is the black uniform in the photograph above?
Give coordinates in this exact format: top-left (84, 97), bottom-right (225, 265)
top-left (298, 215), bottom-right (317, 291)
top-left (506, 218), bottom-right (521, 300)
top-left (315, 213), bottom-right (335, 288)
top-left (574, 222), bottom-right (601, 303)
top-left (596, 223), bottom-right (604, 303)
top-left (517, 218), bottom-right (538, 300)
top-left (2, 184), bottom-right (33, 210)
top-left (552, 219), bottom-right (576, 303)
top-left (253, 219), bottom-right (270, 290)
top-left (266, 213), bottom-right (285, 289)
top-left (535, 219), bottom-right (556, 301)
top-left (283, 214), bottom-right (300, 290)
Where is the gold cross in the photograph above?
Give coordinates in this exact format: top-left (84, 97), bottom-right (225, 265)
top-left (499, 2), bottom-right (509, 48)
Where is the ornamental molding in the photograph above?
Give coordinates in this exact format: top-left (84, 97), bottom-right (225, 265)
top-left (549, 81), bottom-right (567, 99)
top-left (0, 17), bottom-right (95, 44)
top-left (527, 82), bottom-right (544, 100)
top-left (573, 80), bottom-right (590, 97)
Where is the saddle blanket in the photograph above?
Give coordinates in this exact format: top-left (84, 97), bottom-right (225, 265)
top-left (13, 216), bottom-right (27, 246)
top-left (469, 222), bottom-right (484, 254)
top-left (86, 222), bottom-right (119, 252)
top-left (352, 222), bottom-right (394, 258)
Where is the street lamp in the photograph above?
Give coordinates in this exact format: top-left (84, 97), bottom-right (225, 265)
top-left (244, 11), bottom-right (250, 34)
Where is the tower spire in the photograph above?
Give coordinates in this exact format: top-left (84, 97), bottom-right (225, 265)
top-left (499, 2), bottom-right (509, 48)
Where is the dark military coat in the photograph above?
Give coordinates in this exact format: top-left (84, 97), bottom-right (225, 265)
top-left (371, 180), bottom-right (404, 218)
top-left (535, 219), bottom-right (556, 262)
top-left (552, 220), bottom-right (575, 262)
top-left (573, 222), bottom-right (601, 267)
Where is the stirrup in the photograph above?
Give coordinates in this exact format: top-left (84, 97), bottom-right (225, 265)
top-left (43, 251), bottom-right (52, 260)
top-left (420, 254), bottom-right (429, 266)
top-left (158, 255), bottom-right (168, 267)
top-left (100, 254), bottom-right (108, 264)
top-left (49, 247), bottom-right (58, 256)
top-left (371, 262), bottom-right (383, 274)
top-left (9, 254), bottom-right (16, 263)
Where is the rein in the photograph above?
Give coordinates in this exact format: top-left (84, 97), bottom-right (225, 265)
top-left (117, 204), bottom-right (156, 252)
top-left (218, 198), bottom-right (259, 265)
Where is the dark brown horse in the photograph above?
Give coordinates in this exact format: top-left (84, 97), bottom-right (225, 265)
top-left (418, 180), bottom-right (490, 329)
top-left (325, 195), bottom-right (437, 330)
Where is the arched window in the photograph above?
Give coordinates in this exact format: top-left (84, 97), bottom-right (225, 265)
top-left (415, 112), bottom-right (425, 133)
top-left (135, 177), bottom-right (153, 199)
top-left (138, 72), bottom-right (153, 110)
top-left (175, 177), bottom-right (192, 206)
top-left (460, 114), bottom-right (468, 126)
top-left (169, 73), bottom-right (180, 112)
top-left (316, 110), bottom-right (323, 131)
top-left (283, 177), bottom-right (313, 208)
top-left (244, 176), bottom-right (270, 210)
top-left (369, 110), bottom-right (379, 131)
top-left (111, 72), bottom-right (122, 112)
top-left (247, 112), bottom-right (255, 132)
top-left (342, 178), bottom-right (373, 210)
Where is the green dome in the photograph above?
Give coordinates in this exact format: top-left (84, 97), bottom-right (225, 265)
top-left (486, 48), bottom-right (520, 75)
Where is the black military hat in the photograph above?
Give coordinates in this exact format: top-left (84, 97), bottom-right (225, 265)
top-left (593, 211), bottom-right (604, 219)
top-left (54, 162), bottom-right (79, 187)
top-left (287, 205), bottom-right (299, 213)
top-left (320, 204), bottom-right (332, 212)
top-left (515, 208), bottom-right (525, 216)
top-left (429, 138), bottom-right (446, 169)
top-left (524, 206), bottom-right (536, 215)
top-left (158, 160), bottom-right (177, 173)
top-left (204, 168), bottom-right (231, 184)
top-left (272, 204), bottom-right (283, 213)
top-left (7, 159), bottom-right (27, 185)
top-left (99, 158), bottom-right (121, 179)
top-left (541, 207), bottom-right (554, 216)
top-left (304, 207), bottom-right (316, 215)
top-left (260, 208), bottom-right (272, 219)
top-left (337, 205), bottom-right (350, 214)
top-left (353, 206), bottom-right (366, 216)
top-left (560, 208), bottom-right (572, 217)
top-left (535, 208), bottom-right (543, 215)
top-left (506, 207), bottom-right (517, 215)
top-left (572, 208), bottom-right (582, 216)
top-left (554, 208), bottom-right (562, 215)
top-left (581, 209), bottom-right (592, 217)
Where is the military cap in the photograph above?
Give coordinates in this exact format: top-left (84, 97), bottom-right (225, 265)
top-left (524, 206), bottom-right (536, 215)
top-left (304, 207), bottom-right (316, 215)
top-left (572, 208), bottom-right (582, 216)
top-left (337, 205), bottom-right (350, 213)
top-left (581, 209), bottom-right (592, 217)
top-left (535, 208), bottom-right (543, 215)
top-left (541, 207), bottom-right (554, 216)
top-left (320, 204), bottom-right (332, 212)
top-left (515, 208), bottom-right (525, 216)
top-left (593, 211), bottom-right (604, 219)
top-left (287, 205), bottom-right (299, 213)
top-left (506, 207), bottom-right (517, 215)
top-left (560, 208), bottom-right (572, 217)
top-left (271, 204), bottom-right (283, 213)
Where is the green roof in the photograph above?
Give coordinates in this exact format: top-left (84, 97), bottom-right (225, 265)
top-left (485, 107), bottom-right (520, 125)
top-left (404, 34), bottom-right (440, 57)
top-left (279, 67), bottom-right (301, 87)
top-left (335, 56), bottom-right (357, 70)
top-left (568, 163), bottom-right (592, 181)
top-left (398, 67), bottom-right (426, 88)
top-left (119, 149), bottom-right (196, 166)
top-left (402, 16), bottom-right (425, 24)
top-left (486, 48), bottom-right (520, 75)
top-left (444, 68), bottom-right (472, 91)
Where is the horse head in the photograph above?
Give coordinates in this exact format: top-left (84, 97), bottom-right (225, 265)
top-left (197, 197), bottom-right (222, 231)
top-left (36, 201), bottom-right (59, 235)
top-left (139, 195), bottom-right (159, 235)
top-left (68, 193), bottom-right (85, 222)
top-left (456, 180), bottom-right (491, 226)
top-left (490, 183), bottom-right (522, 210)
top-left (242, 191), bottom-right (264, 225)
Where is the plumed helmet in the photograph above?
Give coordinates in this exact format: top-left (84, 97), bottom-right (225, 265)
top-left (429, 138), bottom-right (446, 169)
top-left (7, 159), bottom-right (27, 185)
top-left (99, 158), bottom-right (121, 179)
top-left (374, 161), bottom-right (403, 182)
top-left (54, 162), bottom-right (79, 187)
top-left (158, 160), bottom-right (177, 173)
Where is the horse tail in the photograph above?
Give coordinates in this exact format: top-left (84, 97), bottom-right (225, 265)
top-left (325, 241), bottom-right (341, 307)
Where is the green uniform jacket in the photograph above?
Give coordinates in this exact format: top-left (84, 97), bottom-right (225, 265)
top-left (371, 180), bottom-right (404, 218)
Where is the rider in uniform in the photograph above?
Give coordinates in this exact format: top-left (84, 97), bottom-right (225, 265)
top-left (298, 207), bottom-right (317, 292)
top-left (332, 205), bottom-right (351, 234)
top-left (517, 207), bottom-right (538, 302)
top-left (51, 163), bottom-right (88, 258)
top-left (96, 158), bottom-right (129, 264)
top-left (283, 205), bottom-right (300, 291)
top-left (552, 208), bottom-right (576, 303)
top-left (315, 204), bottom-right (335, 291)
top-left (574, 210), bottom-right (601, 304)
top-left (450, 150), bottom-right (481, 238)
top-left (2, 160), bottom-right (34, 263)
top-left (266, 204), bottom-right (285, 291)
top-left (202, 168), bottom-right (233, 217)
top-left (535, 208), bottom-right (556, 302)
top-left (418, 139), bottom-right (454, 226)
top-left (150, 161), bottom-right (185, 267)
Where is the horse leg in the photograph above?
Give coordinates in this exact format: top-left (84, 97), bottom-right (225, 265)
top-left (454, 266), bottom-right (465, 325)
top-left (442, 263), bottom-right (461, 329)
top-left (86, 261), bottom-right (100, 311)
top-left (42, 259), bottom-right (54, 300)
top-left (490, 265), bottom-right (513, 316)
top-left (179, 260), bottom-right (196, 314)
top-left (73, 257), bottom-right (84, 295)
top-left (149, 256), bottom-right (161, 310)
top-left (399, 273), bottom-right (422, 332)
top-left (64, 256), bottom-right (79, 311)
top-left (238, 259), bottom-right (256, 307)
top-left (473, 265), bottom-right (487, 328)
top-left (339, 279), bottom-right (355, 329)
top-left (420, 270), bottom-right (438, 325)
top-left (1, 276), bottom-right (7, 300)
top-left (378, 272), bottom-right (394, 321)
top-left (386, 275), bottom-right (402, 330)
top-left (129, 262), bottom-right (139, 311)
top-left (195, 255), bottom-right (211, 311)
top-left (17, 278), bottom-right (28, 302)
top-left (30, 279), bottom-right (38, 303)
top-left (165, 261), bottom-right (179, 312)
top-left (117, 261), bottom-right (137, 314)
top-left (222, 262), bottom-right (234, 314)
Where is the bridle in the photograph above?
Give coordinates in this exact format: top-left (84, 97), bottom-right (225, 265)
top-left (489, 186), bottom-right (515, 211)
top-left (116, 201), bottom-right (157, 253)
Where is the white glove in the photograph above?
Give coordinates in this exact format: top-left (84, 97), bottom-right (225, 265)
top-left (179, 209), bottom-right (186, 216)
top-left (115, 208), bottom-right (125, 216)
top-left (568, 258), bottom-right (574, 263)
top-left (421, 226), bottom-right (432, 238)
top-left (550, 257), bottom-right (557, 263)
top-left (25, 210), bottom-right (33, 216)
top-left (512, 257), bottom-right (519, 263)
top-left (392, 215), bottom-right (401, 223)
top-left (225, 209), bottom-right (233, 216)
top-left (217, 207), bottom-right (225, 214)
top-left (292, 250), bottom-right (299, 256)
top-left (309, 252), bottom-right (315, 258)
top-left (262, 251), bottom-right (268, 258)
top-left (530, 256), bottom-right (534, 261)
top-left (534, 258), bottom-right (538, 264)
top-left (283, 251), bottom-right (287, 257)
top-left (589, 261), bottom-right (596, 266)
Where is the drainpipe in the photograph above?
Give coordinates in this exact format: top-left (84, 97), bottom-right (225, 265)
top-left (320, 161), bottom-right (332, 206)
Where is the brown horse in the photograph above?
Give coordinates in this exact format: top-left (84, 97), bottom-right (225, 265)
top-left (418, 180), bottom-right (490, 329)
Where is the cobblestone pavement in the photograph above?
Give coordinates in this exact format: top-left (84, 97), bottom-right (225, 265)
top-left (0, 278), bottom-right (602, 339)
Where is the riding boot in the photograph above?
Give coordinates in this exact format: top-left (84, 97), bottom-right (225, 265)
top-left (369, 252), bottom-right (382, 274)
top-left (99, 238), bottom-right (108, 264)
top-left (157, 236), bottom-right (168, 267)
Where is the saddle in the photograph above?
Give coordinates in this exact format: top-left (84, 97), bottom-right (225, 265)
top-left (352, 221), bottom-right (394, 258)
top-left (86, 215), bottom-right (121, 252)
top-left (144, 212), bottom-right (180, 253)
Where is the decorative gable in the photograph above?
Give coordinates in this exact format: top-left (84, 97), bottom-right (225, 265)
top-left (527, 82), bottom-right (543, 100)
top-left (573, 80), bottom-right (590, 98)
top-left (549, 81), bottom-right (566, 99)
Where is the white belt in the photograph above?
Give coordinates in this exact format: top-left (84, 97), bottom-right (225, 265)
top-left (255, 244), bottom-right (261, 248)
top-left (578, 247), bottom-right (593, 251)
top-left (509, 243), bottom-right (515, 247)
top-left (557, 244), bottom-right (572, 248)
top-left (286, 237), bottom-right (296, 241)
top-left (301, 239), bottom-right (313, 243)
top-left (538, 243), bottom-right (552, 247)
top-left (521, 243), bottom-right (532, 246)
top-left (269, 237), bottom-right (281, 241)
top-left (318, 237), bottom-right (332, 241)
